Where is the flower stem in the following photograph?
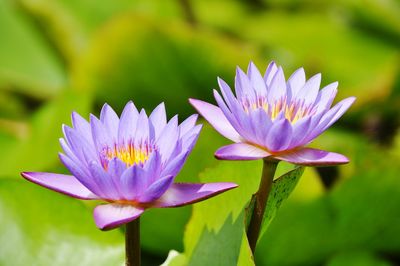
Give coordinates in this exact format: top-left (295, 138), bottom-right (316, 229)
top-left (126, 218), bottom-right (141, 266)
top-left (247, 159), bottom-right (278, 254)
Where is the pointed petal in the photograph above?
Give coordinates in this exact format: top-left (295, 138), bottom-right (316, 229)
top-left (264, 61), bottom-right (278, 86)
top-left (88, 162), bottom-right (119, 199)
top-left (118, 101), bottom-right (139, 144)
top-left (235, 66), bottom-right (255, 100)
top-left (134, 109), bottom-right (149, 144)
top-left (305, 97), bottom-right (356, 142)
top-left (149, 102), bottom-right (167, 139)
top-left (295, 73), bottom-right (321, 106)
top-left (287, 116), bottom-right (312, 149)
top-left (139, 175), bottom-right (174, 203)
top-left (275, 147), bottom-right (349, 166)
top-left (247, 62), bottom-right (267, 96)
top-left (314, 82), bottom-right (338, 112)
top-left (154, 182), bottom-right (238, 208)
top-left (287, 67), bottom-right (306, 97)
top-left (100, 103), bottom-right (119, 141)
top-left (189, 99), bottom-right (242, 142)
top-left (157, 116), bottom-right (179, 161)
top-left (107, 158), bottom-right (126, 195)
top-left (90, 114), bottom-right (113, 153)
top-left (93, 204), bottom-right (144, 230)
top-left (267, 66), bottom-right (286, 103)
top-left (161, 151), bottom-right (189, 177)
top-left (71, 112), bottom-right (93, 145)
top-left (179, 114), bottom-right (198, 136)
top-left (249, 108), bottom-right (272, 146)
top-left (59, 153), bottom-right (102, 196)
top-left (265, 119), bottom-right (293, 152)
top-left (21, 172), bottom-right (98, 200)
top-left (120, 165), bottom-right (147, 200)
top-left (215, 143), bottom-right (270, 160)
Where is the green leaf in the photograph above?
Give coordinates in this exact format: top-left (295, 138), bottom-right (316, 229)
top-left (256, 157), bottom-right (400, 265)
top-left (0, 179), bottom-right (124, 265)
top-left (326, 251), bottom-right (392, 266)
top-left (180, 161), bottom-right (261, 266)
top-left (17, 0), bottom-right (179, 61)
top-left (0, 0), bottom-right (66, 97)
top-left (259, 166), bottom-right (305, 238)
top-left (0, 89), bottom-right (92, 178)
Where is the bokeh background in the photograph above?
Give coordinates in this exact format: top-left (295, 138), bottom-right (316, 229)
top-left (0, 0), bottom-right (399, 265)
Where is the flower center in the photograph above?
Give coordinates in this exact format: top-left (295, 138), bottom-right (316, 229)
top-left (101, 142), bottom-right (153, 169)
top-left (242, 96), bottom-right (315, 124)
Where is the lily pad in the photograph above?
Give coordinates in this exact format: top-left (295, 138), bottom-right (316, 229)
top-left (0, 179), bottom-right (124, 266)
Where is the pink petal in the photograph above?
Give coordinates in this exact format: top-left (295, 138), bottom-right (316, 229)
top-left (215, 143), bottom-right (270, 160)
top-left (93, 204), bottom-right (144, 230)
top-left (21, 172), bottom-right (98, 200)
top-left (275, 147), bottom-right (349, 166)
top-left (153, 182), bottom-right (238, 208)
top-left (189, 99), bottom-right (242, 142)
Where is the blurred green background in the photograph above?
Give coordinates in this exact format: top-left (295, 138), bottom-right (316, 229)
top-left (0, 0), bottom-right (399, 265)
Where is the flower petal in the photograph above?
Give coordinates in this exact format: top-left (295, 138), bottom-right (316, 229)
top-left (264, 61), bottom-right (278, 86)
top-left (21, 172), bottom-right (98, 200)
top-left (120, 165), bottom-right (148, 200)
top-left (93, 204), bottom-right (144, 230)
top-left (189, 99), bottom-right (242, 142)
top-left (314, 82), bottom-right (338, 112)
top-left (118, 101), bottom-right (139, 144)
top-left (295, 73), bottom-right (321, 106)
top-left (100, 103), bottom-right (119, 141)
top-left (215, 143), bottom-right (270, 160)
top-left (265, 119), bottom-right (293, 152)
top-left (134, 109), bottom-right (149, 144)
top-left (71, 112), bottom-right (93, 145)
top-left (235, 66), bottom-right (255, 100)
top-left (275, 147), bottom-right (349, 166)
top-left (157, 116), bottom-right (179, 161)
top-left (247, 61), bottom-right (267, 96)
top-left (267, 66), bottom-right (287, 103)
top-left (88, 162), bottom-right (119, 199)
top-left (305, 97), bottom-right (356, 143)
top-left (179, 114), bottom-right (198, 136)
top-left (59, 153), bottom-right (102, 196)
top-left (139, 175), bottom-right (174, 203)
top-left (287, 67), bottom-right (306, 98)
top-left (149, 102), bottom-right (167, 139)
top-left (153, 182), bottom-right (238, 208)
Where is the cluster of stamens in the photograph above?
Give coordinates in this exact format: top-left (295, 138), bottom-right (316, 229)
top-left (101, 141), bottom-right (154, 169)
top-left (241, 96), bottom-right (315, 124)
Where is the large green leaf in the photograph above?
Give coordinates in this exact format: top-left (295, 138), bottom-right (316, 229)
top-left (259, 166), bottom-right (305, 238)
top-left (0, 179), bottom-right (124, 265)
top-left (0, 0), bottom-right (66, 97)
top-left (181, 161), bottom-right (261, 266)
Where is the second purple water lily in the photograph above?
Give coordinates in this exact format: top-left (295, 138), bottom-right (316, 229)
top-left (190, 61), bottom-right (355, 166)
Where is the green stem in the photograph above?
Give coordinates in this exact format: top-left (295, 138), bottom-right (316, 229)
top-left (247, 159), bottom-right (278, 254)
top-left (126, 218), bottom-right (141, 266)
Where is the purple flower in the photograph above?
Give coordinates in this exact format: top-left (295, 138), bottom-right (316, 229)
top-left (190, 61), bottom-right (356, 166)
top-left (22, 102), bottom-right (237, 230)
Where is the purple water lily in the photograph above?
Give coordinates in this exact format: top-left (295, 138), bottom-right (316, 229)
top-left (22, 102), bottom-right (237, 230)
top-left (190, 61), bottom-right (356, 166)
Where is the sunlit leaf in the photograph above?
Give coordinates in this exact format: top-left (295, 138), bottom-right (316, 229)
top-left (0, 0), bottom-right (66, 97)
top-left (0, 179), bottom-right (124, 266)
top-left (259, 166), bottom-right (305, 238)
